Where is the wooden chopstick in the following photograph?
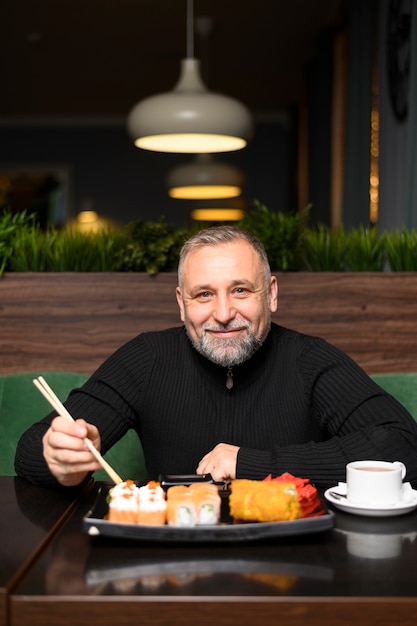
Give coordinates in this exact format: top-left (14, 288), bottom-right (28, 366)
top-left (33, 376), bottom-right (123, 484)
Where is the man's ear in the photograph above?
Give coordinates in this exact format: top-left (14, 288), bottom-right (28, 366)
top-left (176, 286), bottom-right (185, 322)
top-left (269, 276), bottom-right (278, 313)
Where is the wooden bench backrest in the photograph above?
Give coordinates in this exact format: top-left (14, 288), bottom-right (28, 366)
top-left (1, 272), bottom-right (416, 375)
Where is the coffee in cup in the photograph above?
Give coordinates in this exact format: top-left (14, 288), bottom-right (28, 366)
top-left (346, 460), bottom-right (406, 506)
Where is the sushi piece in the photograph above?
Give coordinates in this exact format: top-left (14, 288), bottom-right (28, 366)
top-left (166, 485), bottom-right (196, 526)
top-left (166, 483), bottom-right (221, 526)
top-left (190, 483), bottom-right (221, 525)
top-left (137, 480), bottom-right (167, 525)
top-left (107, 479), bottom-right (140, 523)
top-left (229, 479), bottom-right (301, 522)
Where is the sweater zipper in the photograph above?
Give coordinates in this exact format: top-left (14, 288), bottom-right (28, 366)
top-left (226, 367), bottom-right (233, 389)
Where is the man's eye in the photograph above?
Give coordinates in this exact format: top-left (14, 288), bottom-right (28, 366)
top-left (234, 287), bottom-right (247, 294)
top-left (198, 291), bottom-right (211, 299)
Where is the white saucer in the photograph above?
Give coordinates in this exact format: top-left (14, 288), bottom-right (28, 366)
top-left (324, 483), bottom-right (417, 517)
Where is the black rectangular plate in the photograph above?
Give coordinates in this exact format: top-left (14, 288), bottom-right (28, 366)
top-left (83, 484), bottom-right (335, 543)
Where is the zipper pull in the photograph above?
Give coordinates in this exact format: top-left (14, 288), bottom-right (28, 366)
top-left (226, 368), bottom-right (233, 389)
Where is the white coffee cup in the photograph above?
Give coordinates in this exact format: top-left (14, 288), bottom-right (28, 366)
top-left (346, 460), bottom-right (406, 506)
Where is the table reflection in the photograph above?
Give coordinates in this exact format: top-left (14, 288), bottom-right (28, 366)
top-left (85, 548), bottom-right (333, 596)
top-left (334, 510), bottom-right (417, 560)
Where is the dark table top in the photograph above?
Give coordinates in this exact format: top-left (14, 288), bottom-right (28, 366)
top-left (4, 477), bottom-right (417, 626)
top-left (0, 476), bottom-right (90, 626)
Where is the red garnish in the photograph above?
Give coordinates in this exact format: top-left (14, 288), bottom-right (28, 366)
top-left (263, 473), bottom-right (324, 517)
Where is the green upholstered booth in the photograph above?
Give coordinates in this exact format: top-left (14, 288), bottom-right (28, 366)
top-left (371, 373), bottom-right (417, 420)
top-left (0, 372), bottom-right (147, 480)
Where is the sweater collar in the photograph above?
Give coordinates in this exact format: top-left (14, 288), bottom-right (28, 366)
top-left (184, 323), bottom-right (277, 389)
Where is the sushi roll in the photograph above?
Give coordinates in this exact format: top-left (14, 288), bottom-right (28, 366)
top-left (137, 481), bottom-right (167, 525)
top-left (190, 483), bottom-right (221, 525)
top-left (107, 479), bottom-right (140, 523)
top-left (166, 485), bottom-right (196, 526)
top-left (229, 479), bottom-right (301, 522)
top-left (166, 483), bottom-right (221, 526)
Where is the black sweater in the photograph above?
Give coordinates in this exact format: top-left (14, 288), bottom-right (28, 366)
top-left (15, 324), bottom-right (417, 489)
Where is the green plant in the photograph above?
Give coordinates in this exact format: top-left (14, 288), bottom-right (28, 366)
top-left (345, 226), bottom-right (386, 271)
top-left (9, 223), bottom-right (57, 271)
top-left (0, 209), bottom-right (36, 273)
top-left (9, 224), bottom-right (124, 271)
top-left (239, 201), bottom-right (311, 271)
top-left (303, 224), bottom-right (347, 271)
top-left (384, 228), bottom-right (417, 271)
top-left (47, 228), bottom-right (124, 271)
top-left (3, 211), bottom-right (191, 274)
top-left (114, 217), bottom-right (191, 275)
top-left (4, 206), bottom-right (417, 274)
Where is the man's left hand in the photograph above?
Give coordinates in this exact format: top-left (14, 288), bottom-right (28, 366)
top-left (196, 443), bottom-right (239, 482)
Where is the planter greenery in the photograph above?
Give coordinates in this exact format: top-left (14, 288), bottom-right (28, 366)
top-left (383, 228), bottom-right (417, 271)
top-left (304, 224), bottom-right (386, 271)
top-left (345, 225), bottom-right (386, 271)
top-left (9, 220), bottom-right (123, 272)
top-left (0, 211), bottom-right (188, 275)
top-left (303, 224), bottom-right (348, 271)
top-left (0, 210), bottom-right (34, 273)
top-left (113, 217), bottom-right (190, 274)
top-left (1, 205), bottom-right (417, 274)
top-left (238, 201), bottom-right (310, 271)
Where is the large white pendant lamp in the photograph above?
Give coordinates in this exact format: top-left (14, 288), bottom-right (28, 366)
top-left (127, 1), bottom-right (253, 153)
top-left (167, 154), bottom-right (245, 200)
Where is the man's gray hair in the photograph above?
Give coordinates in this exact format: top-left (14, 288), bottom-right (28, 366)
top-left (178, 225), bottom-right (271, 287)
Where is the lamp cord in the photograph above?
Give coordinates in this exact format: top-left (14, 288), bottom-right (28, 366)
top-left (186, 0), bottom-right (194, 58)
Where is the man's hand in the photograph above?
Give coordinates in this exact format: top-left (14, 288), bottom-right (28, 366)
top-left (42, 416), bottom-right (102, 486)
top-left (196, 443), bottom-right (239, 482)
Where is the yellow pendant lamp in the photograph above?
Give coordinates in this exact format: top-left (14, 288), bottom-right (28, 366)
top-left (127, 1), bottom-right (253, 153)
top-left (167, 154), bottom-right (245, 200)
top-left (191, 197), bottom-right (247, 222)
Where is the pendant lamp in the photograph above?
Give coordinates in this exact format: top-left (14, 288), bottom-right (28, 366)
top-left (127, 1), bottom-right (253, 153)
top-left (191, 197), bottom-right (246, 222)
top-left (191, 208), bottom-right (245, 221)
top-left (167, 154), bottom-right (245, 200)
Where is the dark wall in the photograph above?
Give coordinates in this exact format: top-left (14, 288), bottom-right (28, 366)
top-left (0, 115), bottom-right (296, 228)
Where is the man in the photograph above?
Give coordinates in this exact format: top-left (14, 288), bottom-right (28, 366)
top-left (15, 226), bottom-right (417, 489)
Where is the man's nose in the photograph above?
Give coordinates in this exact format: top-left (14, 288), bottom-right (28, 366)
top-left (213, 295), bottom-right (235, 323)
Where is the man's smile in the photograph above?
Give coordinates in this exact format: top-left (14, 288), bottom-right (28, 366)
top-left (205, 327), bottom-right (247, 339)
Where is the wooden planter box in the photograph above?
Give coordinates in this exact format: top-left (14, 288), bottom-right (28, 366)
top-left (1, 272), bottom-right (417, 375)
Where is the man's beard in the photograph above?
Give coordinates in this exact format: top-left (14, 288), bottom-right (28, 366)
top-left (189, 320), bottom-right (270, 368)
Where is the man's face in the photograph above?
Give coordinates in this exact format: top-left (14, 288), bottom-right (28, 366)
top-left (176, 240), bottom-right (278, 367)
